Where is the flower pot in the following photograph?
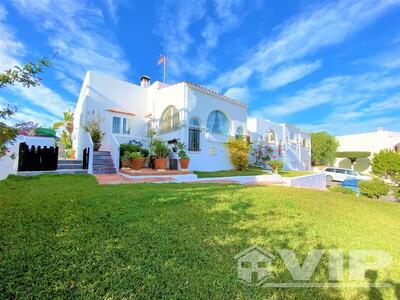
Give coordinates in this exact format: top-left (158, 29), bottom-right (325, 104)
top-left (130, 158), bottom-right (144, 170)
top-left (121, 160), bottom-right (130, 168)
top-left (180, 158), bottom-right (190, 170)
top-left (66, 149), bottom-right (75, 159)
top-left (155, 158), bottom-right (167, 170)
top-left (93, 142), bottom-right (101, 151)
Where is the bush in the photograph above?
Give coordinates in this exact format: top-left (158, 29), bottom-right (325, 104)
top-left (359, 178), bottom-right (390, 199)
top-left (371, 149), bottom-right (400, 185)
top-left (152, 140), bottom-right (170, 159)
top-left (128, 152), bottom-right (143, 159)
top-left (311, 132), bottom-right (339, 166)
top-left (269, 160), bottom-right (284, 174)
top-left (329, 185), bottom-right (356, 196)
top-left (120, 143), bottom-right (149, 158)
top-left (225, 137), bottom-right (251, 171)
top-left (395, 188), bottom-right (400, 200)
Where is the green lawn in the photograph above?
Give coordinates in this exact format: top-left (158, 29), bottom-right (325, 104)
top-left (278, 170), bottom-right (316, 177)
top-left (194, 167), bottom-right (267, 178)
top-left (1, 175), bottom-right (399, 299)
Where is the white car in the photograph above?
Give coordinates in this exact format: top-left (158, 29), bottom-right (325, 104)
top-left (323, 167), bottom-right (371, 182)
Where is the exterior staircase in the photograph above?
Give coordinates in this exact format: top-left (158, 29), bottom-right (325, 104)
top-left (93, 151), bottom-right (116, 174)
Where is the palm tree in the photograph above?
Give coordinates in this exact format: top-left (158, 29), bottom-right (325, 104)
top-left (53, 110), bottom-right (73, 135)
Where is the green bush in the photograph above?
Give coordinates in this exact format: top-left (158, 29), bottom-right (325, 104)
top-left (359, 178), bottom-right (390, 199)
top-left (395, 188), bottom-right (400, 200)
top-left (269, 160), bottom-right (284, 174)
top-left (128, 152), bottom-right (143, 159)
top-left (120, 143), bottom-right (149, 158)
top-left (225, 137), bottom-right (251, 171)
top-left (152, 140), bottom-right (170, 158)
top-left (329, 185), bottom-right (356, 196)
top-left (371, 149), bottom-right (400, 185)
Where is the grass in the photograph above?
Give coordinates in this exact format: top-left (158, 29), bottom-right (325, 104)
top-left (1, 175), bottom-right (400, 299)
top-left (194, 167), bottom-right (266, 178)
top-left (278, 170), bottom-right (316, 177)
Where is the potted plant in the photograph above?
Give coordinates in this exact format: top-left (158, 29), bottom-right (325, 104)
top-left (121, 151), bottom-right (130, 168)
top-left (65, 148), bottom-right (75, 159)
top-left (153, 140), bottom-right (170, 170)
top-left (84, 115), bottom-right (105, 151)
top-left (129, 152), bottom-right (144, 170)
top-left (148, 128), bottom-right (157, 169)
top-left (177, 142), bottom-right (190, 169)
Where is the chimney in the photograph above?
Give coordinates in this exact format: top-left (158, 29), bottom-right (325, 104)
top-left (140, 75), bottom-right (151, 88)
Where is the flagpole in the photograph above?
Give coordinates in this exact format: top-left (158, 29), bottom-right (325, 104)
top-left (163, 59), bottom-right (166, 84)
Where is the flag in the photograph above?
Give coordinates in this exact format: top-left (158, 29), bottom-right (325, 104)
top-left (157, 54), bottom-right (167, 65)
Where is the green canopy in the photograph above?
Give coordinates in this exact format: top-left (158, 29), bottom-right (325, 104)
top-left (33, 127), bottom-right (57, 138)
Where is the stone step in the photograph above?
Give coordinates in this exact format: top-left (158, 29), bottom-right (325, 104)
top-left (93, 151), bottom-right (111, 156)
top-left (17, 169), bottom-right (88, 176)
top-left (58, 163), bottom-right (83, 170)
top-left (58, 159), bottom-right (83, 164)
top-left (93, 168), bottom-right (116, 174)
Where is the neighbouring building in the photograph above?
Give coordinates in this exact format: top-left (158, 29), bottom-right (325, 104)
top-left (72, 71), bottom-right (311, 172)
top-left (335, 128), bottom-right (400, 172)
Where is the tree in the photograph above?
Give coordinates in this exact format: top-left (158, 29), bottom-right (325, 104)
top-left (0, 58), bottom-right (52, 88)
top-left (310, 132), bottom-right (339, 166)
top-left (0, 57), bottom-right (52, 157)
top-left (225, 136), bottom-right (251, 170)
top-left (371, 149), bottom-right (400, 185)
top-left (336, 151), bottom-right (371, 170)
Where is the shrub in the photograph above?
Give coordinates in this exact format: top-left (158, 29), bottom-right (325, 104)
top-left (84, 115), bottom-right (105, 143)
top-left (371, 149), bottom-right (400, 185)
top-left (359, 178), bottom-right (390, 199)
top-left (177, 142), bottom-right (189, 160)
top-left (396, 189), bottom-right (400, 200)
top-left (329, 185), bottom-right (356, 196)
top-left (269, 160), bottom-right (284, 174)
top-left (120, 143), bottom-right (149, 158)
top-left (336, 151), bottom-right (371, 170)
top-left (225, 137), bottom-right (251, 171)
top-left (128, 152), bottom-right (143, 159)
top-left (152, 140), bottom-right (170, 158)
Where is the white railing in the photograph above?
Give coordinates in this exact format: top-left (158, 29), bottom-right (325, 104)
top-left (111, 135), bottom-right (120, 172)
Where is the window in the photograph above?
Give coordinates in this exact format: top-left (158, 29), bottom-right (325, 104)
top-left (325, 168), bottom-right (333, 172)
top-left (188, 117), bottom-right (201, 152)
top-left (207, 110), bottom-right (230, 135)
top-left (302, 139), bottom-right (307, 147)
top-left (345, 170), bottom-right (356, 175)
top-left (112, 116), bottom-right (131, 135)
top-left (236, 126), bottom-right (244, 137)
top-left (335, 169), bottom-right (346, 174)
top-left (112, 116), bottom-right (121, 134)
top-left (266, 129), bottom-right (276, 144)
top-left (160, 106), bottom-right (180, 133)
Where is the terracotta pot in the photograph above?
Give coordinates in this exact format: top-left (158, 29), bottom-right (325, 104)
top-left (121, 159), bottom-right (130, 168)
top-left (130, 158), bottom-right (144, 170)
top-left (93, 142), bottom-right (101, 151)
top-left (155, 158), bottom-right (167, 170)
top-left (180, 158), bottom-right (190, 169)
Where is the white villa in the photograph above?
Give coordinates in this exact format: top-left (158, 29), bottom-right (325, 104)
top-left (72, 71), bottom-right (311, 173)
top-left (335, 128), bottom-right (400, 172)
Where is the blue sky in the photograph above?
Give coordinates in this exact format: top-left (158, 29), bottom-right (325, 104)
top-left (1, 0), bottom-right (400, 135)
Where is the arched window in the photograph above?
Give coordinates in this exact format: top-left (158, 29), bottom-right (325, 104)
top-left (265, 129), bottom-right (276, 144)
top-left (236, 126), bottom-right (244, 137)
top-left (207, 110), bottom-right (230, 135)
top-left (303, 139), bottom-right (307, 147)
top-left (189, 117), bottom-right (201, 127)
top-left (160, 106), bottom-right (179, 133)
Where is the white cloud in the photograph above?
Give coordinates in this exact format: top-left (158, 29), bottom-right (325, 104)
top-left (262, 60), bottom-right (322, 90)
top-left (224, 86), bottom-right (249, 102)
top-left (216, 0), bottom-right (400, 89)
top-left (0, 4), bottom-right (72, 120)
top-left (255, 71), bottom-right (400, 117)
top-left (156, 0), bottom-right (252, 79)
top-left (11, 0), bottom-right (130, 95)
